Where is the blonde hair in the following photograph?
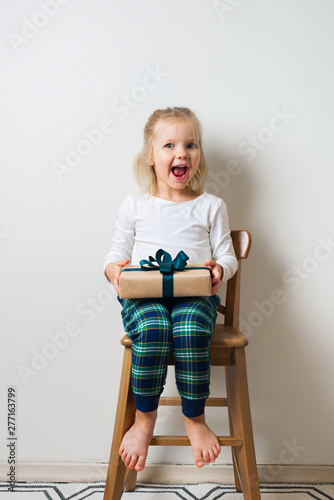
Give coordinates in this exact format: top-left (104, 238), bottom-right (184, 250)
top-left (133, 107), bottom-right (208, 196)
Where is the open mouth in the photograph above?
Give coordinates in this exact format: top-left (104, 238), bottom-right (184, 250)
top-left (171, 166), bottom-right (188, 180)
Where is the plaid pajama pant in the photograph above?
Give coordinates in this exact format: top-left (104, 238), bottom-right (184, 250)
top-left (117, 294), bottom-right (221, 418)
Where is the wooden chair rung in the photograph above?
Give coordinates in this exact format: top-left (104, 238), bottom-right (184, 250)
top-left (159, 397), bottom-right (228, 407)
top-left (217, 304), bottom-right (226, 315)
top-left (150, 435), bottom-right (243, 447)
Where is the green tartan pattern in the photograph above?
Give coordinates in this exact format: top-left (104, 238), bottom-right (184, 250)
top-left (119, 295), bottom-right (221, 402)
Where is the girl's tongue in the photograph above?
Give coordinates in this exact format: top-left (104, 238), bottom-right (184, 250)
top-left (172, 166), bottom-right (187, 178)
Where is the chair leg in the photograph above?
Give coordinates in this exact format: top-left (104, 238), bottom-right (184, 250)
top-left (104, 347), bottom-right (136, 500)
top-left (225, 348), bottom-right (261, 500)
top-left (226, 373), bottom-right (242, 492)
top-left (124, 469), bottom-right (138, 492)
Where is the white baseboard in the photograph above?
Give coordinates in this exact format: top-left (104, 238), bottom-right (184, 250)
top-left (1, 462), bottom-right (333, 484)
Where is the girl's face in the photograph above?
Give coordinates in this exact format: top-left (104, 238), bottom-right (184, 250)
top-left (150, 118), bottom-right (201, 199)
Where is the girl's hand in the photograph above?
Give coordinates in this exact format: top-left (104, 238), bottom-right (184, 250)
top-left (203, 259), bottom-right (224, 295)
top-left (105, 259), bottom-right (130, 293)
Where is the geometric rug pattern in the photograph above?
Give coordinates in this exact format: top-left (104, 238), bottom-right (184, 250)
top-left (1, 482), bottom-right (334, 499)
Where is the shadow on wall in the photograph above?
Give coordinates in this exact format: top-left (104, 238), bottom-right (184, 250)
top-left (203, 153), bottom-right (332, 467)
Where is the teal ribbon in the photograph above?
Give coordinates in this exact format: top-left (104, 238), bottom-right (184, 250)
top-left (139, 249), bottom-right (189, 297)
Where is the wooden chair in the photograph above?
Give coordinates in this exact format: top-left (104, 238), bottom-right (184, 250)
top-left (103, 230), bottom-right (261, 500)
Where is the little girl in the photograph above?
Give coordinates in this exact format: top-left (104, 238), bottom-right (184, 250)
top-left (104, 107), bottom-right (238, 472)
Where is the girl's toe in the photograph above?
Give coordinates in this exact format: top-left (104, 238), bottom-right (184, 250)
top-left (135, 455), bottom-right (146, 471)
top-left (194, 451), bottom-right (205, 467)
top-left (209, 448), bottom-right (216, 462)
top-left (214, 443), bottom-right (221, 456)
top-left (128, 454), bottom-right (138, 469)
top-left (202, 450), bottom-right (211, 464)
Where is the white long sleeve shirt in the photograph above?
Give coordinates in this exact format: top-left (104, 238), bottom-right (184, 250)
top-left (104, 191), bottom-right (238, 283)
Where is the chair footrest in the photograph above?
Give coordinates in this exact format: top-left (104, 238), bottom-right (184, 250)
top-left (150, 435), bottom-right (242, 446)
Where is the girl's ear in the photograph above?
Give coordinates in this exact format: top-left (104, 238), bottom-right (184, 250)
top-left (147, 151), bottom-right (154, 166)
top-left (146, 142), bottom-right (155, 166)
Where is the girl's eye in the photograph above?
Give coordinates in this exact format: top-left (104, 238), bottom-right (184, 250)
top-left (164, 142), bottom-right (197, 149)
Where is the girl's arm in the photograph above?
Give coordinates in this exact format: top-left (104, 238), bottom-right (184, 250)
top-left (103, 195), bottom-right (135, 290)
top-left (207, 198), bottom-right (238, 294)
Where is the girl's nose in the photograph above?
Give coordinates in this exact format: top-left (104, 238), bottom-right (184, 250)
top-left (176, 146), bottom-right (188, 158)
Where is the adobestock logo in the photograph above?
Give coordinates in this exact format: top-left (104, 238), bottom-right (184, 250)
top-left (52, 65), bottom-right (169, 183)
top-left (17, 285), bottom-right (116, 386)
top-left (8, 0), bottom-right (71, 54)
top-left (240, 289), bottom-right (286, 338)
top-left (240, 235), bottom-right (334, 340)
top-left (237, 107), bottom-right (296, 162)
top-left (17, 321), bottom-right (82, 386)
top-left (262, 439), bottom-right (307, 481)
top-left (281, 236), bottom-right (334, 291)
top-left (213, 0), bottom-right (245, 21)
top-left (0, 233), bottom-right (9, 245)
top-left (205, 106), bottom-right (296, 196)
top-left (205, 160), bottom-right (242, 196)
top-left (52, 119), bottom-right (115, 182)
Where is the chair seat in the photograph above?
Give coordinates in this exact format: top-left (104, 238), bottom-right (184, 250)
top-left (211, 325), bottom-right (248, 348)
top-left (120, 324), bottom-right (247, 349)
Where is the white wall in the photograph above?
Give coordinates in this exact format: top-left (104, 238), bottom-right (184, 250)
top-left (1, 0), bottom-right (334, 469)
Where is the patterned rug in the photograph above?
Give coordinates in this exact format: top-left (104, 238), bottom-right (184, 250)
top-left (1, 482), bottom-right (334, 499)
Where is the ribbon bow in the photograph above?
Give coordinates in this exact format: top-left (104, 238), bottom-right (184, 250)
top-left (140, 249), bottom-right (189, 297)
top-left (140, 249), bottom-right (189, 274)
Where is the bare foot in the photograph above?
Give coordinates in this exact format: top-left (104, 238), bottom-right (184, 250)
top-left (119, 409), bottom-right (157, 471)
top-left (184, 413), bottom-right (221, 467)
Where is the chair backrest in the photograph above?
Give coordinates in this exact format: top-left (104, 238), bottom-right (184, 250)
top-left (231, 230), bottom-right (251, 260)
top-left (224, 230), bottom-right (251, 328)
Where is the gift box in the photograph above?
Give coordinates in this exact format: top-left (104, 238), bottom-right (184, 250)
top-left (118, 249), bottom-right (212, 299)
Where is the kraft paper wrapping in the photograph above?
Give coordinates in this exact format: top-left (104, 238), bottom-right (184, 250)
top-left (119, 265), bottom-right (212, 299)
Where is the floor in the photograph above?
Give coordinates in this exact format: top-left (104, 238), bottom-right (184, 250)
top-left (1, 481), bottom-right (334, 499)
